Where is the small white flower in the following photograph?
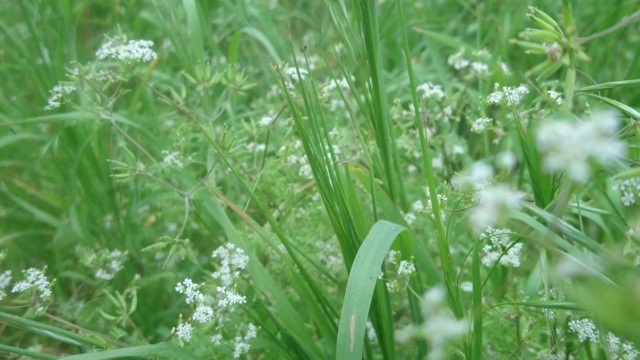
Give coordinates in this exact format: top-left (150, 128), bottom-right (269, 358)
top-left (162, 150), bottom-right (184, 169)
top-left (11, 268), bottom-right (53, 299)
top-left (404, 212), bottom-right (416, 225)
top-left (322, 77), bottom-right (350, 96)
top-left (471, 117), bottom-right (492, 132)
top-left (192, 305), bottom-right (215, 323)
top-left (259, 114), bottom-right (273, 127)
top-left (460, 281), bottom-right (473, 293)
top-left (568, 318), bottom-right (599, 343)
top-left (45, 84), bottom-right (76, 110)
top-left (487, 84), bottom-right (529, 107)
top-left (417, 82), bottom-right (445, 100)
top-left (175, 278), bottom-right (203, 304)
top-left (448, 48), bottom-right (470, 70)
top-left (480, 227), bottom-right (522, 268)
top-left (211, 243), bottom-right (249, 287)
top-left (0, 270), bottom-right (12, 290)
top-left (398, 260), bottom-right (416, 275)
top-left (496, 151), bottom-right (517, 171)
top-left (546, 90), bottom-right (563, 105)
top-left (172, 322), bottom-right (193, 342)
top-left (470, 62), bottom-right (489, 75)
top-left (536, 111), bottom-right (625, 182)
top-left (284, 67), bottom-right (308, 82)
top-left (469, 185), bottom-right (522, 231)
top-left (96, 38), bottom-right (157, 63)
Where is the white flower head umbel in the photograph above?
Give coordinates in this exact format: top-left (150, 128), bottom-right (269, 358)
top-left (480, 227), bottom-right (522, 268)
top-left (96, 36), bottom-right (157, 63)
top-left (486, 83), bottom-right (529, 107)
top-left (396, 286), bottom-right (468, 360)
top-left (568, 318), bottom-right (599, 343)
top-left (11, 267), bottom-right (53, 299)
top-left (45, 84), bottom-right (76, 110)
top-left (211, 243), bottom-right (249, 287)
top-left (416, 82), bottom-right (445, 100)
top-left (469, 184), bottom-right (523, 231)
top-left (536, 110), bottom-right (626, 182)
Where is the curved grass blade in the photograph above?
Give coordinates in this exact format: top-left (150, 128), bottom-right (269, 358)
top-left (336, 220), bottom-right (406, 359)
top-left (576, 79), bottom-right (640, 92)
top-left (58, 342), bottom-right (199, 360)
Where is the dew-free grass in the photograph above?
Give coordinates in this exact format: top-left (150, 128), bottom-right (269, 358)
top-left (1, 0), bottom-right (640, 359)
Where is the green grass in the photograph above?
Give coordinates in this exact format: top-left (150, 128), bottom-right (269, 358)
top-left (1, 0), bottom-right (640, 359)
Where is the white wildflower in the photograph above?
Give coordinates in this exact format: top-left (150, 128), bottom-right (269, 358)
top-left (448, 48), bottom-right (470, 70)
top-left (259, 114), bottom-right (274, 127)
top-left (460, 281), bottom-right (473, 293)
top-left (45, 83), bottom-right (76, 110)
top-left (496, 151), bottom-right (517, 171)
top-left (0, 270), bottom-right (12, 290)
top-left (397, 286), bottom-right (468, 360)
top-left (480, 227), bottom-right (522, 268)
top-left (404, 212), bottom-right (416, 225)
top-left (172, 322), bottom-right (193, 343)
top-left (469, 184), bottom-right (523, 231)
top-left (500, 62), bottom-right (511, 75)
top-left (217, 286), bottom-right (246, 307)
top-left (470, 61), bottom-right (489, 75)
top-left (568, 318), bottom-right (599, 343)
top-left (162, 150), bottom-right (184, 168)
top-left (175, 278), bottom-right (203, 304)
top-left (192, 305), bottom-right (215, 324)
top-left (607, 332), bottom-right (639, 359)
top-left (536, 111), bottom-right (625, 182)
top-left (417, 82), bottom-right (445, 100)
top-left (471, 117), bottom-right (492, 132)
top-left (412, 200), bottom-right (425, 212)
top-left (11, 268), bottom-right (53, 299)
top-left (487, 83), bottom-right (529, 106)
top-left (612, 177), bottom-right (640, 206)
top-left (322, 77), bottom-right (350, 96)
top-left (284, 67), bottom-right (308, 82)
top-left (547, 90), bottom-right (563, 105)
top-left (398, 260), bottom-right (416, 275)
top-left (211, 243), bottom-right (249, 287)
top-left (96, 38), bottom-right (157, 63)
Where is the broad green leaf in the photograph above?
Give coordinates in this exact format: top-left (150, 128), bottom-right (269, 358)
top-left (336, 220), bottom-right (406, 360)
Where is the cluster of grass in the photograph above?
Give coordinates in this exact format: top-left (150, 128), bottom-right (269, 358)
top-left (1, 0), bottom-right (640, 359)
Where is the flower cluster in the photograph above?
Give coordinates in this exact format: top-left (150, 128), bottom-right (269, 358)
top-left (211, 243), bottom-right (249, 287)
top-left (568, 318), bottom-right (599, 343)
top-left (78, 247), bottom-right (128, 281)
top-left (447, 48), bottom-right (491, 77)
top-left (471, 117), bottom-right (492, 132)
top-left (480, 227), bottom-right (522, 268)
top-left (397, 286), bottom-right (468, 359)
top-left (11, 267), bottom-right (53, 300)
top-left (96, 38), bottom-right (157, 63)
top-left (44, 83), bottom-right (76, 110)
top-left (383, 250), bottom-right (416, 292)
top-left (486, 83), bottom-right (529, 106)
top-left (0, 270), bottom-right (12, 301)
top-left (416, 82), bottom-right (445, 100)
top-left (469, 184), bottom-right (523, 231)
top-left (536, 111), bottom-right (625, 182)
top-left (172, 243), bottom-right (253, 350)
top-left (162, 150), bottom-right (185, 169)
top-left (612, 177), bottom-right (640, 206)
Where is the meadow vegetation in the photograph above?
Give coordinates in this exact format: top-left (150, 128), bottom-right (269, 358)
top-left (1, 0), bottom-right (640, 359)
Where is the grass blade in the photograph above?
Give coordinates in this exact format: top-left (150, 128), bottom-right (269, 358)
top-left (336, 220), bottom-right (406, 359)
